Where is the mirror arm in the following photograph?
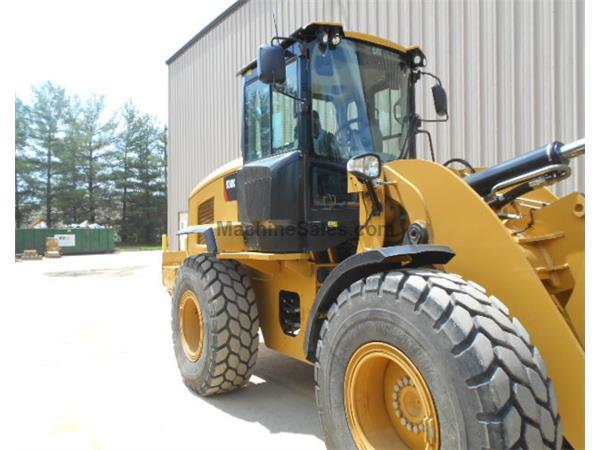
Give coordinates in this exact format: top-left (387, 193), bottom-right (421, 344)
top-left (414, 129), bottom-right (436, 162)
top-left (271, 36), bottom-right (308, 57)
top-left (419, 70), bottom-right (443, 85)
top-left (364, 179), bottom-right (383, 217)
top-left (271, 35), bottom-right (302, 46)
top-left (420, 115), bottom-right (448, 123)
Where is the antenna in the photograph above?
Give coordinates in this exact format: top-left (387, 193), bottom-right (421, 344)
top-left (272, 6), bottom-right (279, 37)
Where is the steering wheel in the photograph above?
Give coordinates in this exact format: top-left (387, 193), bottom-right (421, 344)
top-left (333, 117), bottom-right (363, 158)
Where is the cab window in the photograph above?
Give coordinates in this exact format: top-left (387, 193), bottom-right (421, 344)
top-left (374, 88), bottom-right (404, 155)
top-left (272, 60), bottom-right (299, 154)
top-left (244, 60), bottom-right (299, 163)
top-left (243, 80), bottom-right (270, 162)
top-left (312, 97), bottom-right (338, 135)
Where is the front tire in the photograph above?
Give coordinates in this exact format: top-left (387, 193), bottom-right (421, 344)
top-left (171, 255), bottom-right (259, 396)
top-left (314, 269), bottom-right (562, 450)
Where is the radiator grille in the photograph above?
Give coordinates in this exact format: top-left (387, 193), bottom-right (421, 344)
top-left (198, 197), bottom-right (214, 224)
top-left (197, 197), bottom-right (214, 244)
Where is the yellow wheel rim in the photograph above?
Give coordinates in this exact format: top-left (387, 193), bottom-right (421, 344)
top-left (179, 290), bottom-right (204, 362)
top-left (344, 342), bottom-right (440, 450)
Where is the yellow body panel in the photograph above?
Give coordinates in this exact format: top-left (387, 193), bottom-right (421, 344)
top-left (510, 193), bottom-right (585, 345)
top-left (248, 259), bottom-right (320, 362)
top-left (344, 31), bottom-right (420, 54)
top-left (189, 157), bottom-right (242, 199)
top-left (162, 250), bottom-right (186, 294)
top-left (186, 160), bottom-right (241, 256)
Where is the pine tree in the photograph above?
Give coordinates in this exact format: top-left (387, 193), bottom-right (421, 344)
top-left (27, 82), bottom-right (68, 227)
top-left (114, 102), bottom-right (144, 243)
top-left (134, 118), bottom-right (164, 243)
top-left (77, 95), bottom-right (116, 223)
top-left (15, 98), bottom-right (40, 227)
top-left (55, 95), bottom-right (86, 225)
top-left (158, 126), bottom-right (168, 236)
top-left (113, 103), bottom-right (167, 244)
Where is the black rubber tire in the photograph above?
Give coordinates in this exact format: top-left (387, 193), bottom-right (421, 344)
top-left (171, 255), bottom-right (259, 396)
top-left (314, 268), bottom-right (562, 450)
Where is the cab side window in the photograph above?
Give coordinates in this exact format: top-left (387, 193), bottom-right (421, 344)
top-left (374, 88), bottom-right (404, 155)
top-left (272, 60), bottom-right (299, 154)
top-left (244, 80), bottom-right (270, 162)
top-left (244, 61), bottom-right (299, 162)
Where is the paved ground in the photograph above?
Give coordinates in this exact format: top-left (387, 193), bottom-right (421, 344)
top-left (2, 251), bottom-right (325, 450)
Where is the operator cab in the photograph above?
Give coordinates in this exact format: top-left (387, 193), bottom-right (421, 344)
top-left (236, 22), bottom-right (425, 254)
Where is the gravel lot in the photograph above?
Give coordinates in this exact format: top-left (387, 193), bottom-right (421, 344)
top-left (3, 251), bottom-right (325, 450)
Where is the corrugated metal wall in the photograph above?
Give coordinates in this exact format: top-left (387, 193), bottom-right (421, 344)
top-left (167, 0), bottom-right (584, 249)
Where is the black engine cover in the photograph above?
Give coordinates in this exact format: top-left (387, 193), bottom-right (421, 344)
top-left (237, 150), bottom-right (305, 252)
top-left (238, 150), bottom-right (303, 222)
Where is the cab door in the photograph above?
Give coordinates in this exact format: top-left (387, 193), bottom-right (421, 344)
top-left (237, 57), bottom-right (307, 252)
top-left (304, 95), bottom-right (360, 253)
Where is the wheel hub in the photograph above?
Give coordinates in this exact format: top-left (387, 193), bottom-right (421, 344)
top-left (179, 290), bottom-right (204, 362)
top-left (344, 342), bottom-right (440, 450)
top-left (393, 378), bottom-right (426, 432)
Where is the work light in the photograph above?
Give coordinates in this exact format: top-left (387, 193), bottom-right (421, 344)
top-left (347, 153), bottom-right (382, 180)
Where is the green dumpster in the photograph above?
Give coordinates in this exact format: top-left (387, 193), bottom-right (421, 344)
top-left (15, 228), bottom-right (115, 255)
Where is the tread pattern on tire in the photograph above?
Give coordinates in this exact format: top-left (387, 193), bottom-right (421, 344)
top-left (314, 268), bottom-right (562, 450)
top-left (174, 254), bottom-right (259, 396)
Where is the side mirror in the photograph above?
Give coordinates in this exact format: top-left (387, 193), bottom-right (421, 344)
top-left (431, 84), bottom-right (448, 117)
top-left (257, 44), bottom-right (286, 84)
top-left (347, 153), bottom-right (382, 181)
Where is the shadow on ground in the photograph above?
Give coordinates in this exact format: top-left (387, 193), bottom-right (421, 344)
top-left (199, 344), bottom-right (324, 441)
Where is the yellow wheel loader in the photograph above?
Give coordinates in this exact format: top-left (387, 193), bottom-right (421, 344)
top-left (162, 22), bottom-right (584, 450)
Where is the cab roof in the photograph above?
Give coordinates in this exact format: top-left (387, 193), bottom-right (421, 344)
top-left (237, 21), bottom-right (422, 77)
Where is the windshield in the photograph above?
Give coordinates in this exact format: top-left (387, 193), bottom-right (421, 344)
top-left (310, 39), bottom-right (413, 163)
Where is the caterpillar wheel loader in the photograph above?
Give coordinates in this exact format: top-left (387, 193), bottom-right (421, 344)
top-left (162, 22), bottom-right (584, 450)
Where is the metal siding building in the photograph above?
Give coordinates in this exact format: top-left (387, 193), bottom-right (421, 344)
top-left (166, 0), bottom-right (584, 249)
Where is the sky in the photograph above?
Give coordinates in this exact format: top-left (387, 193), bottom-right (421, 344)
top-left (8, 0), bottom-right (236, 125)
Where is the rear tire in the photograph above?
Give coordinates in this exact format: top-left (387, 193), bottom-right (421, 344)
top-left (171, 255), bottom-right (259, 396)
top-left (314, 268), bottom-right (562, 450)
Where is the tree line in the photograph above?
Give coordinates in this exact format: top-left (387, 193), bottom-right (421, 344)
top-left (15, 81), bottom-right (167, 245)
